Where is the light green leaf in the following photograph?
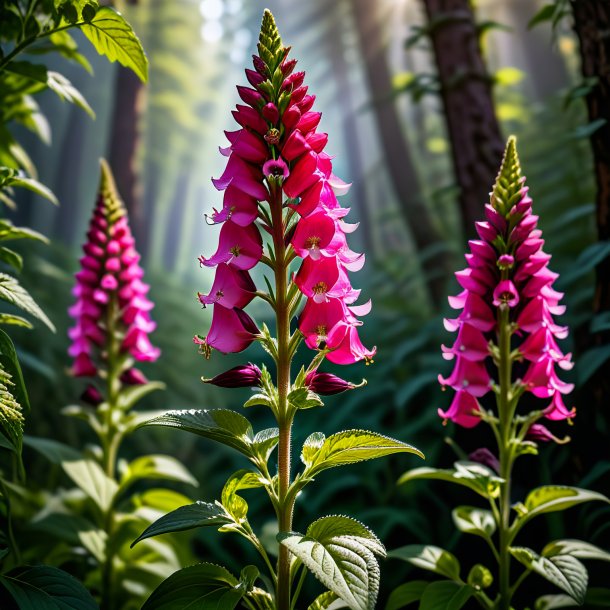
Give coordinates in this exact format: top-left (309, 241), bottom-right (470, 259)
top-left (141, 563), bottom-right (252, 610)
top-left (0, 329), bottom-right (30, 414)
top-left (452, 506), bottom-right (496, 540)
top-left (535, 594), bottom-right (580, 609)
top-left (0, 365), bottom-right (24, 455)
top-left (0, 314), bottom-right (30, 329)
top-left (543, 539), bottom-right (610, 563)
top-left (309, 591), bottom-right (345, 610)
top-left (398, 461), bottom-right (503, 499)
top-left (139, 409), bottom-right (254, 457)
top-left (46, 71), bottom-right (94, 118)
top-left (132, 501), bottom-right (232, 547)
top-left (0, 565), bottom-right (97, 609)
top-left (0, 247), bottom-right (23, 272)
top-left (0, 273), bottom-right (55, 331)
top-left (0, 218), bottom-right (48, 243)
top-left (1, 173), bottom-right (58, 205)
top-left (279, 515), bottom-right (385, 610)
top-left (385, 581), bottom-right (428, 610)
top-left (119, 454), bottom-right (197, 493)
top-left (510, 547), bottom-right (588, 604)
top-left (288, 386), bottom-right (323, 410)
top-left (251, 427), bottom-right (279, 463)
top-left (388, 545), bottom-right (461, 581)
top-left (419, 581), bottom-right (474, 610)
top-left (117, 380), bottom-right (165, 411)
top-left (303, 429), bottom-right (423, 476)
top-left (81, 7), bottom-right (148, 82)
top-left (221, 470), bottom-right (263, 523)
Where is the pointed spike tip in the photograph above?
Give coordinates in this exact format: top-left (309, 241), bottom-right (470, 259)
top-left (491, 135), bottom-right (523, 216)
top-left (98, 158), bottom-right (126, 221)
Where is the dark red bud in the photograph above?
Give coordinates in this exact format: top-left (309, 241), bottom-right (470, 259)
top-left (468, 448), bottom-right (500, 473)
top-left (282, 105), bottom-right (301, 130)
top-left (236, 85), bottom-right (263, 108)
top-left (282, 71), bottom-right (305, 91)
top-left (121, 367), bottom-right (148, 385)
top-left (81, 384), bottom-right (103, 406)
top-left (245, 68), bottom-right (265, 88)
top-left (280, 58), bottom-right (297, 77)
top-left (262, 103), bottom-right (279, 124)
top-left (305, 371), bottom-right (354, 395)
top-left (252, 54), bottom-right (267, 75)
top-left (205, 363), bottom-right (262, 388)
top-left (290, 86), bottom-right (307, 104)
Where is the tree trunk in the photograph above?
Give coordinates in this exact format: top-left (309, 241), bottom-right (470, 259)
top-left (352, 0), bottom-right (452, 307)
top-left (422, 0), bottom-right (504, 237)
top-left (571, 0), bottom-right (610, 429)
top-left (107, 0), bottom-right (145, 242)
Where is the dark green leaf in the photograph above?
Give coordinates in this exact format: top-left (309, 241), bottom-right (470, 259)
top-left (419, 581), bottom-right (474, 610)
top-left (452, 506), bottom-right (496, 539)
top-left (388, 545), bottom-right (461, 581)
top-left (0, 273), bottom-right (54, 330)
top-left (385, 581), bottom-right (428, 610)
top-left (528, 4), bottom-right (556, 29)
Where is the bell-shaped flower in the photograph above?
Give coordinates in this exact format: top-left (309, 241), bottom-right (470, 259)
top-left (199, 221), bottom-right (263, 270)
top-left (438, 390), bottom-right (482, 428)
top-left (438, 357), bottom-right (491, 397)
top-left (198, 263), bottom-right (256, 310)
top-left (199, 306), bottom-right (260, 354)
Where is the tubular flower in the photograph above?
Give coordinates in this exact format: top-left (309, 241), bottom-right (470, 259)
top-left (68, 161), bottom-right (160, 377)
top-left (439, 137), bottom-right (574, 432)
top-left (196, 9), bottom-right (373, 366)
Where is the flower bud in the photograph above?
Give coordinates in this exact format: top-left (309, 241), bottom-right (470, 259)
top-left (468, 448), bottom-right (500, 473)
top-left (262, 102), bottom-right (279, 124)
top-left (81, 384), bottom-right (103, 406)
top-left (121, 367), bottom-right (149, 385)
top-left (305, 371), bottom-right (355, 395)
top-left (204, 363), bottom-right (262, 388)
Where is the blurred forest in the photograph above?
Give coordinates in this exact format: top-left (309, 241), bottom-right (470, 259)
top-left (6, 0), bottom-right (610, 606)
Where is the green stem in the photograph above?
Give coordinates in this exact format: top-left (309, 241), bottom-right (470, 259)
top-left (0, 476), bottom-right (21, 567)
top-left (290, 564), bottom-right (307, 610)
top-left (270, 182), bottom-right (294, 610)
top-left (497, 306), bottom-right (513, 610)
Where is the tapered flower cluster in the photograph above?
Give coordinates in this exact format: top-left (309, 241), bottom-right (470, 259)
top-left (438, 137), bottom-right (574, 435)
top-left (196, 10), bottom-right (374, 365)
top-left (69, 160), bottom-right (160, 380)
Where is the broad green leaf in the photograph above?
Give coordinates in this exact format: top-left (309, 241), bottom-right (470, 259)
top-left (0, 247), bottom-right (22, 272)
top-left (119, 454), bottom-right (197, 493)
top-left (251, 427), bottom-right (279, 463)
top-left (419, 581), bottom-right (474, 610)
top-left (221, 470), bottom-right (263, 523)
top-left (519, 486), bottom-right (609, 526)
top-left (81, 7), bottom-right (148, 82)
top-left (133, 488), bottom-right (193, 513)
top-left (288, 386), bottom-right (323, 410)
top-left (510, 547), bottom-right (588, 604)
top-left (0, 565), bottom-right (97, 609)
top-left (452, 506), bottom-right (496, 540)
top-left (0, 273), bottom-right (54, 330)
top-left (117, 380), bottom-right (165, 411)
top-left (388, 545), bottom-right (461, 581)
top-left (132, 501), bottom-right (232, 547)
top-left (385, 581), bottom-right (428, 610)
top-left (139, 409), bottom-right (254, 457)
top-left (279, 515), bottom-right (385, 610)
top-left (302, 429), bottom-right (423, 476)
top-left (398, 461), bottom-right (503, 499)
top-left (141, 563), bottom-right (252, 610)
top-left (0, 329), bottom-right (29, 414)
top-left (543, 539), bottom-right (610, 563)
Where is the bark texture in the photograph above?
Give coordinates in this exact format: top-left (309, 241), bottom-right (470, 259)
top-left (423, 0), bottom-right (504, 237)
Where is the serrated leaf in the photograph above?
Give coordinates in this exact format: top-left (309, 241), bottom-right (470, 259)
top-left (81, 7), bottom-right (148, 82)
top-left (0, 365), bottom-right (23, 454)
top-left (385, 581), bottom-right (428, 610)
top-left (543, 539), bottom-right (610, 563)
top-left (388, 545), bottom-right (461, 581)
top-left (0, 273), bottom-right (54, 330)
top-left (221, 469), bottom-right (263, 523)
top-left (141, 563), bottom-right (251, 610)
top-left (0, 329), bottom-right (30, 414)
top-left (119, 454), bottom-right (197, 494)
top-left (398, 461), bottom-right (503, 499)
top-left (139, 408), bottom-right (254, 457)
top-left (419, 581), bottom-right (474, 610)
top-left (132, 501), bottom-right (232, 547)
top-left (303, 429), bottom-right (423, 477)
top-left (0, 565), bottom-right (97, 609)
top-left (309, 591), bottom-right (341, 610)
top-left (511, 547), bottom-right (588, 604)
top-left (251, 427), bottom-right (279, 463)
top-left (302, 431), bottom-right (326, 466)
top-left (279, 515), bottom-right (384, 610)
top-left (288, 386), bottom-right (323, 410)
top-left (452, 506), bottom-right (496, 539)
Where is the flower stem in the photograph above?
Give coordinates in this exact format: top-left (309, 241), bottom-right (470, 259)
top-left (497, 306), bottom-right (513, 610)
top-left (270, 183), bottom-right (294, 610)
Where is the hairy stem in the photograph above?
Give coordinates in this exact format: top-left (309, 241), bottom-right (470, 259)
top-left (270, 182), bottom-right (294, 610)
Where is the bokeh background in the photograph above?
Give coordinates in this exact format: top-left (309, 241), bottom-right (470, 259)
top-left (8, 0), bottom-right (610, 605)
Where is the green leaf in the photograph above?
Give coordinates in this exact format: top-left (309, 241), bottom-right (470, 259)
top-left (388, 545), bottom-right (461, 581)
top-left (0, 565), bottom-right (97, 609)
top-left (398, 461), bottom-right (503, 499)
top-left (0, 273), bottom-right (55, 331)
top-left (419, 581), bottom-right (474, 610)
top-left (535, 594), bottom-right (580, 609)
top-left (0, 365), bottom-right (24, 454)
top-left (519, 486), bottom-right (610, 526)
top-left (279, 515), bottom-right (385, 610)
top-left (49, 30), bottom-right (93, 73)
top-left (0, 218), bottom-right (48, 243)
top-left (0, 328), bottom-right (30, 414)
top-left (309, 591), bottom-right (341, 610)
top-left (139, 409), bottom-right (254, 457)
top-left (251, 427), bottom-right (279, 463)
top-left (385, 581), bottom-right (428, 610)
top-left (118, 454), bottom-right (197, 493)
top-left (0, 247), bottom-right (23, 272)
top-left (141, 563), bottom-right (252, 610)
top-left (132, 501), bottom-right (232, 547)
top-left (46, 71), bottom-right (95, 118)
top-left (288, 386), bottom-right (323, 410)
top-left (117, 380), bottom-right (165, 411)
top-left (0, 314), bottom-right (30, 329)
top-left (452, 506), bottom-right (496, 540)
top-left (528, 4), bottom-right (556, 29)
top-left (221, 470), bottom-right (263, 523)
top-left (302, 429), bottom-right (423, 476)
top-left (511, 547), bottom-right (588, 604)
top-left (543, 539), bottom-right (610, 563)
top-left (81, 7), bottom-right (148, 82)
